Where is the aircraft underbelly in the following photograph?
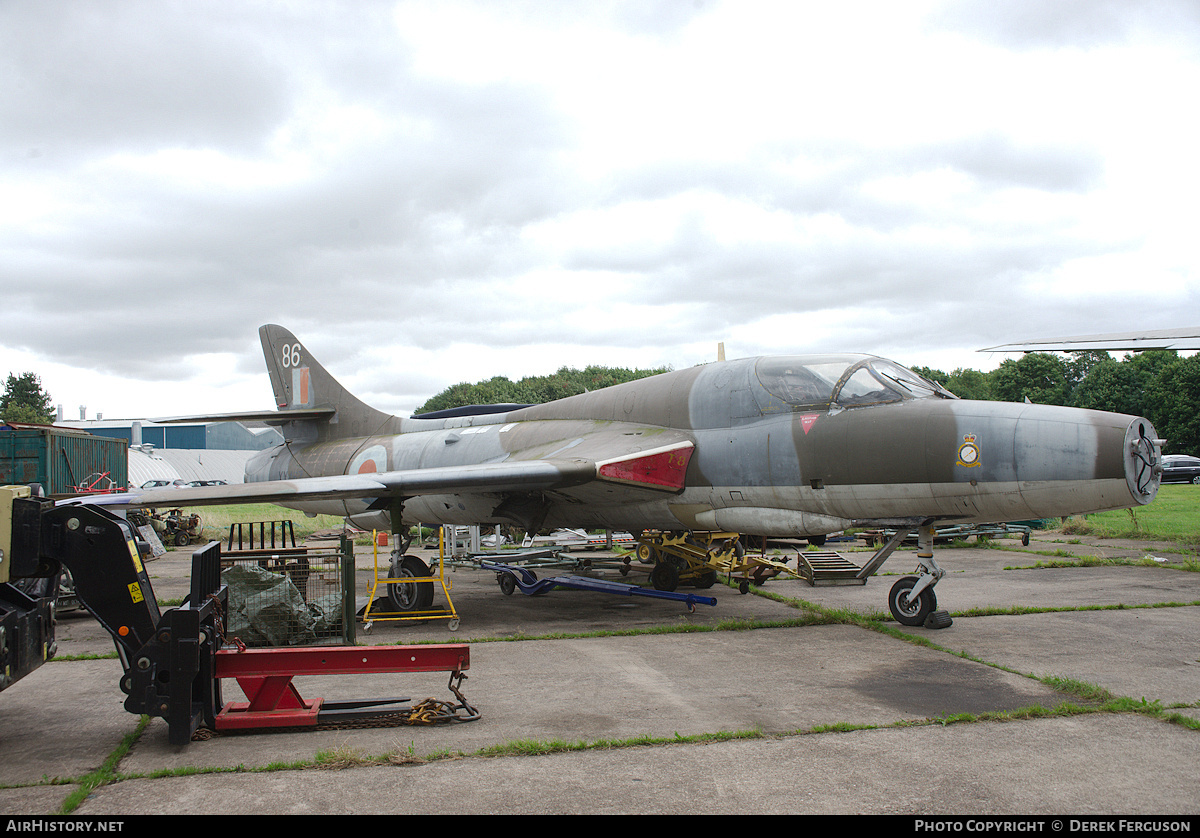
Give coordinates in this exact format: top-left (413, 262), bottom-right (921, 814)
top-left (275, 472), bottom-right (1138, 537)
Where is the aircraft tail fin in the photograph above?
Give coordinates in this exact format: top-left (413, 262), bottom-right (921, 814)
top-left (259, 324), bottom-right (397, 439)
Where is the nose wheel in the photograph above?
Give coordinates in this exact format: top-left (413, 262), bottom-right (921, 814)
top-left (888, 576), bottom-right (937, 626)
top-left (885, 524), bottom-right (952, 629)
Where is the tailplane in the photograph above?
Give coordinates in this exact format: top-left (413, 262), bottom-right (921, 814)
top-left (258, 325), bottom-right (397, 440)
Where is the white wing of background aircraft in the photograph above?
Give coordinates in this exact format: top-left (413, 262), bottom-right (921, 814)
top-left (980, 327), bottom-right (1200, 354)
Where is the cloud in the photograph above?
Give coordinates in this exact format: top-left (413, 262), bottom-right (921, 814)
top-left (929, 0), bottom-right (1200, 49)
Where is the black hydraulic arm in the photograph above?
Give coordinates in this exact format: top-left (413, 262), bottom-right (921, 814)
top-left (2, 495), bottom-right (164, 697)
top-left (32, 501), bottom-right (163, 660)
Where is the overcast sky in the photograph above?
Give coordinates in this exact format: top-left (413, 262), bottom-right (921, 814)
top-left (3, 0), bottom-right (1199, 420)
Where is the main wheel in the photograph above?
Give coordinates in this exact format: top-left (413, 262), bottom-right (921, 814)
top-left (387, 555), bottom-right (434, 612)
top-left (888, 576), bottom-right (937, 626)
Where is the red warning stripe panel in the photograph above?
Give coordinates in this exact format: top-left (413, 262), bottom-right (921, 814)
top-left (596, 443), bottom-right (693, 490)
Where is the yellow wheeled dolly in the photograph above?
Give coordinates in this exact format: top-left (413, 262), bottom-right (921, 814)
top-left (636, 530), bottom-right (801, 593)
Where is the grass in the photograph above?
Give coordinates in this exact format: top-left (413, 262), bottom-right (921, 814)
top-left (1060, 484), bottom-right (1200, 544)
top-left (45, 684), bottom-right (1194, 811)
top-left (173, 503), bottom-right (350, 545)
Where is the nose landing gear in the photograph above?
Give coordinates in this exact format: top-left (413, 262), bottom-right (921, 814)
top-left (887, 523), bottom-right (952, 629)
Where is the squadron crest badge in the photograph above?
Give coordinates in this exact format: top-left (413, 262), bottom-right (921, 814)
top-left (957, 433), bottom-right (982, 468)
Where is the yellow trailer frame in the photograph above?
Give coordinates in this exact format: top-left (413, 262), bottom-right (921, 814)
top-left (635, 530), bottom-right (801, 592)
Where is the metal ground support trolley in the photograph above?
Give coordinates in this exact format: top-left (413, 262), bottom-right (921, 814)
top-left (635, 529), bottom-right (802, 594)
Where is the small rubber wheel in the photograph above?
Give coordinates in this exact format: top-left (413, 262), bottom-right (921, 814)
top-left (888, 575), bottom-right (937, 626)
top-left (499, 573), bottom-right (516, 596)
top-left (650, 561), bottom-right (680, 592)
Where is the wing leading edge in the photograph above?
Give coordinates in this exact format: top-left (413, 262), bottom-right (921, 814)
top-left (151, 408), bottom-right (336, 426)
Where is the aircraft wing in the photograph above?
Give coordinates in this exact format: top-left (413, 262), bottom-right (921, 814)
top-left (151, 408), bottom-right (337, 426)
top-left (979, 327), bottom-right (1200, 353)
top-left (62, 438), bottom-right (695, 511)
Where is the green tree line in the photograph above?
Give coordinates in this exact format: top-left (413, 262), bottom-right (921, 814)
top-left (912, 350), bottom-right (1200, 455)
top-left (420, 351), bottom-right (1199, 456)
top-left (416, 364), bottom-right (671, 415)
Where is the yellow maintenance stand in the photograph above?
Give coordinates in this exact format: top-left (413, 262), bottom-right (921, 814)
top-left (362, 527), bottom-right (460, 632)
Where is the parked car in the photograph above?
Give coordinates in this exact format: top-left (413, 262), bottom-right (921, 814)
top-left (186, 480), bottom-right (228, 487)
top-left (1161, 455), bottom-right (1200, 484)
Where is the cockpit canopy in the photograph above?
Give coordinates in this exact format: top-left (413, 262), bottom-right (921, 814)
top-left (755, 355), bottom-right (956, 410)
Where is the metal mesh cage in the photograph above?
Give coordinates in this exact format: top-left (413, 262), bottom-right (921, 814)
top-left (220, 545), bottom-right (354, 647)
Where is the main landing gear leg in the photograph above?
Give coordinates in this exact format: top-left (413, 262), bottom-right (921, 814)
top-left (887, 523), bottom-right (953, 629)
top-left (386, 500), bottom-right (433, 613)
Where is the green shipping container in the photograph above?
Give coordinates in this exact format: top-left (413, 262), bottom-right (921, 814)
top-left (0, 426), bottom-right (128, 495)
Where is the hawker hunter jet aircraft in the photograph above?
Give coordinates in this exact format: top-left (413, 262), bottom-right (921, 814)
top-left (100, 325), bottom-right (1163, 626)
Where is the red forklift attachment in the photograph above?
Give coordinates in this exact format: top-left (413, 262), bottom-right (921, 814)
top-left (213, 644), bottom-right (474, 731)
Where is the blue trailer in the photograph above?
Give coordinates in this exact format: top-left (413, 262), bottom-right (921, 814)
top-left (479, 560), bottom-right (717, 612)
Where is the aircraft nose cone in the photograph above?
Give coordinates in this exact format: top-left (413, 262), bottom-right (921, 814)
top-left (1124, 416), bottom-right (1162, 504)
